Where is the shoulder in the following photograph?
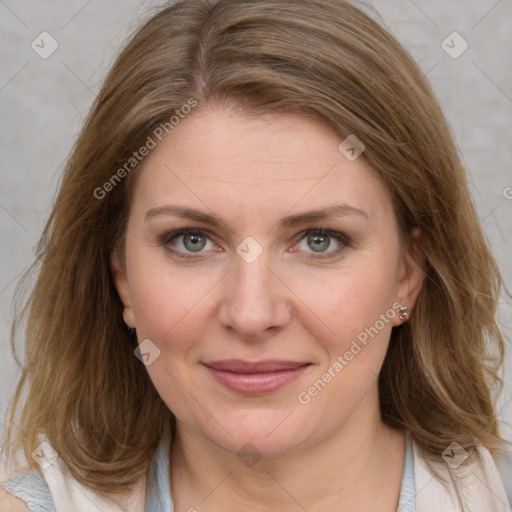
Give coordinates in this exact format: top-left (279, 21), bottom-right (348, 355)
top-left (0, 468), bottom-right (54, 512)
top-left (0, 487), bottom-right (31, 511)
top-left (411, 436), bottom-right (512, 509)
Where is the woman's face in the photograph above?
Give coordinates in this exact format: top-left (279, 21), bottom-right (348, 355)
top-left (112, 107), bottom-right (423, 457)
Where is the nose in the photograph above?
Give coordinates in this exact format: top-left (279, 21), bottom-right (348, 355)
top-left (217, 247), bottom-right (292, 341)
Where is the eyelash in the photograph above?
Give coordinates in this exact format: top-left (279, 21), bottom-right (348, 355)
top-left (160, 227), bottom-right (351, 260)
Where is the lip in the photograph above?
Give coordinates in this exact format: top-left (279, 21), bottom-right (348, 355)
top-left (203, 359), bottom-right (311, 395)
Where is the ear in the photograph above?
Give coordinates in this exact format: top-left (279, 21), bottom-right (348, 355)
top-left (110, 249), bottom-right (136, 328)
top-left (393, 227), bottom-right (425, 326)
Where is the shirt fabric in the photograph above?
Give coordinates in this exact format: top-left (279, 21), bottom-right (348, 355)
top-left (1, 430), bottom-right (510, 512)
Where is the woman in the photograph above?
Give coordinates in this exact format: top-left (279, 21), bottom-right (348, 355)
top-left (1, 0), bottom-right (511, 510)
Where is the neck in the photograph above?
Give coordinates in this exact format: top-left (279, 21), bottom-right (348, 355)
top-left (169, 393), bottom-right (405, 512)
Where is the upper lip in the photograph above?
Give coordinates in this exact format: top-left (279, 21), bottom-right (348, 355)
top-left (203, 360), bottom-right (310, 373)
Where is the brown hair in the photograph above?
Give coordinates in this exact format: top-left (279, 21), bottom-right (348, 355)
top-left (3, 0), bottom-right (508, 497)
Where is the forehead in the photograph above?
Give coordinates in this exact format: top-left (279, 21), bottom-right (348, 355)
top-left (131, 108), bottom-right (394, 228)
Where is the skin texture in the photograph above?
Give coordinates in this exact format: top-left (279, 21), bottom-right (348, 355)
top-left (0, 488), bottom-right (31, 511)
top-left (111, 107), bottom-right (424, 511)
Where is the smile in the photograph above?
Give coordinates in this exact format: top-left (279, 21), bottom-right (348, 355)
top-left (203, 360), bottom-right (312, 395)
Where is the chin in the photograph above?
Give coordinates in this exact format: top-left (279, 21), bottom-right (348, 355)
top-left (197, 407), bottom-right (314, 458)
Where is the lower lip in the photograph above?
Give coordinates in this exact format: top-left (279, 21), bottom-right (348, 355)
top-left (205, 365), bottom-right (311, 395)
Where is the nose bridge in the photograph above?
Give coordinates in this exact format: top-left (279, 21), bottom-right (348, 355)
top-left (235, 246), bottom-right (273, 299)
top-left (217, 240), bottom-right (291, 337)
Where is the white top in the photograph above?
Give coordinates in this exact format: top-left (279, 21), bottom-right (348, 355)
top-left (1, 429), bottom-right (511, 511)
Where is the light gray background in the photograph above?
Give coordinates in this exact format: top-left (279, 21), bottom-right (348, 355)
top-left (1, 0), bottom-right (511, 443)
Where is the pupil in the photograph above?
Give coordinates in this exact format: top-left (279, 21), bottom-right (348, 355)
top-left (309, 234), bottom-right (330, 252)
top-left (184, 233), bottom-right (205, 252)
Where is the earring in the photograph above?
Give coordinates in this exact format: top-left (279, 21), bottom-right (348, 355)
top-left (398, 306), bottom-right (409, 322)
top-left (125, 325), bottom-right (136, 342)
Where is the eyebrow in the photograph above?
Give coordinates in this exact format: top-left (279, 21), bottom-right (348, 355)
top-left (144, 203), bottom-right (369, 231)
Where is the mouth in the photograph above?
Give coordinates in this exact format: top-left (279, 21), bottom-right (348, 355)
top-left (202, 359), bottom-right (312, 395)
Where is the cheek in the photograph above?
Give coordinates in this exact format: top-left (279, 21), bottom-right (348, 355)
top-left (126, 261), bottom-right (217, 416)
top-left (296, 257), bottom-right (399, 369)
top-left (292, 265), bottom-right (399, 414)
top-left (130, 269), bottom-right (213, 345)
top-left (124, 225), bottom-right (202, 322)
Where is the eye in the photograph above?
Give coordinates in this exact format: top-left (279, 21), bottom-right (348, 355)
top-left (161, 228), bottom-right (217, 257)
top-left (160, 227), bottom-right (350, 260)
top-left (293, 229), bottom-right (350, 259)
